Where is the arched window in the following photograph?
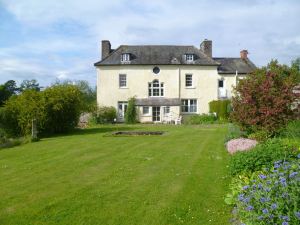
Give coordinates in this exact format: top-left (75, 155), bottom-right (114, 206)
top-left (148, 79), bottom-right (164, 97)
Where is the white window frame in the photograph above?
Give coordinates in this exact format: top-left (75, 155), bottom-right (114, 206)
top-left (185, 54), bottom-right (194, 62)
top-left (185, 74), bottom-right (193, 87)
top-left (119, 74), bottom-right (127, 88)
top-left (121, 53), bottom-right (130, 62)
top-left (142, 106), bottom-right (150, 115)
top-left (181, 99), bottom-right (197, 113)
top-left (148, 79), bottom-right (164, 97)
top-left (163, 106), bottom-right (170, 115)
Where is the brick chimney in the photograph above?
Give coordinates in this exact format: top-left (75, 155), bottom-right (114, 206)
top-left (101, 40), bottom-right (111, 59)
top-left (240, 50), bottom-right (248, 60)
top-left (200, 39), bottom-right (212, 58)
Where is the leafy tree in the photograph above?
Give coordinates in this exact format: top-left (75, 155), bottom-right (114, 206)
top-left (19, 79), bottom-right (40, 92)
top-left (125, 97), bottom-right (137, 124)
top-left (0, 90), bottom-right (45, 136)
top-left (43, 84), bottom-right (84, 134)
top-left (231, 60), bottom-right (299, 134)
top-left (0, 80), bottom-right (18, 106)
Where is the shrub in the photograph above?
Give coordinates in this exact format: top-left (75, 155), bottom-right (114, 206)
top-left (185, 114), bottom-right (217, 125)
top-left (125, 97), bottom-right (137, 124)
top-left (248, 130), bottom-right (270, 142)
top-left (229, 138), bottom-right (299, 175)
top-left (228, 158), bottom-right (300, 225)
top-left (231, 60), bottom-right (299, 135)
top-left (278, 120), bottom-right (300, 139)
top-left (0, 90), bottom-right (45, 136)
top-left (225, 123), bottom-right (247, 142)
top-left (95, 106), bottom-right (116, 124)
top-left (43, 84), bottom-right (84, 134)
top-left (209, 99), bottom-right (231, 120)
top-left (0, 84), bottom-right (84, 137)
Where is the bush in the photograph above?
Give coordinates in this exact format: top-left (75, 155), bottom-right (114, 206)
top-left (229, 138), bottom-right (299, 175)
top-left (185, 114), bottom-right (217, 124)
top-left (278, 120), bottom-right (300, 139)
top-left (225, 123), bottom-right (247, 142)
top-left (248, 130), bottom-right (270, 142)
top-left (95, 106), bottom-right (116, 124)
top-left (0, 84), bottom-right (85, 137)
top-left (228, 158), bottom-right (300, 225)
top-left (231, 60), bottom-right (299, 135)
top-left (209, 99), bottom-right (231, 120)
top-left (125, 97), bottom-right (137, 124)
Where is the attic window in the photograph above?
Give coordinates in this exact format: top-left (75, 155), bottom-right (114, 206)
top-left (185, 54), bottom-right (194, 62)
top-left (121, 53), bottom-right (130, 62)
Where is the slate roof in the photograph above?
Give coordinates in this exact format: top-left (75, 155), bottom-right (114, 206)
top-left (213, 57), bottom-right (256, 74)
top-left (135, 98), bottom-right (181, 106)
top-left (94, 45), bottom-right (257, 74)
top-left (94, 45), bottom-right (219, 66)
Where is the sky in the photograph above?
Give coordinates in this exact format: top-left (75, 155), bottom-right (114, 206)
top-left (0, 0), bottom-right (299, 87)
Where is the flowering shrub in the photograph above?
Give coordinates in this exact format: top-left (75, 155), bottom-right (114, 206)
top-left (229, 138), bottom-right (299, 175)
top-left (231, 60), bottom-right (299, 135)
top-left (228, 155), bottom-right (300, 225)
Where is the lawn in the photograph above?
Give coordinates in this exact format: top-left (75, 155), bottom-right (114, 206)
top-left (0, 124), bottom-right (231, 225)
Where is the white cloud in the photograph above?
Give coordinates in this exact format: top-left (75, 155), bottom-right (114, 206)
top-left (0, 0), bottom-right (299, 85)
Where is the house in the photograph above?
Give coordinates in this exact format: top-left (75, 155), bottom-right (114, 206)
top-left (94, 39), bottom-right (256, 123)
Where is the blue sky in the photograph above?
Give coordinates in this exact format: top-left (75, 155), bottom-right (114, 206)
top-left (0, 0), bottom-right (299, 87)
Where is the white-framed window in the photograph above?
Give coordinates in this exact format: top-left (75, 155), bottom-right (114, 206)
top-left (163, 106), bottom-right (170, 115)
top-left (181, 99), bottom-right (197, 113)
top-left (119, 74), bottom-right (127, 87)
top-left (185, 74), bottom-right (193, 87)
top-left (121, 53), bottom-right (130, 62)
top-left (143, 106), bottom-right (150, 115)
top-left (185, 54), bottom-right (194, 62)
top-left (148, 79), bottom-right (164, 97)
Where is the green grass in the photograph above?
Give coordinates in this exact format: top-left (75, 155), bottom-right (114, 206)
top-left (0, 124), bottom-right (231, 225)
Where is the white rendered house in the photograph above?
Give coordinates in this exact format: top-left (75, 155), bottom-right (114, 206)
top-left (94, 40), bottom-right (256, 123)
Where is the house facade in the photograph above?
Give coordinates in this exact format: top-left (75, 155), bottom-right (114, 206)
top-left (94, 40), bottom-right (256, 123)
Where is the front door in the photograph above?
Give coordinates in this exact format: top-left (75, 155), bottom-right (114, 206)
top-left (152, 106), bottom-right (161, 122)
top-left (118, 102), bottom-right (128, 122)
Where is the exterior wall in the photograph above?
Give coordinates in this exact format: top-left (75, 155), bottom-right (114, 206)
top-left (96, 65), bottom-right (245, 122)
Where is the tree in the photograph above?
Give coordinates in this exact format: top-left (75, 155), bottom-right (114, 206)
top-left (19, 79), bottom-right (40, 92)
top-left (125, 97), bottom-right (137, 124)
top-left (231, 60), bottom-right (299, 134)
top-left (0, 80), bottom-right (18, 106)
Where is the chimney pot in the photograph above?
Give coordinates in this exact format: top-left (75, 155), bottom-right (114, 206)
top-left (101, 40), bottom-right (111, 59)
top-left (200, 39), bottom-right (212, 58)
top-left (240, 50), bottom-right (248, 60)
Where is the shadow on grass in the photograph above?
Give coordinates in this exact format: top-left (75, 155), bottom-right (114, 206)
top-left (45, 125), bottom-right (139, 139)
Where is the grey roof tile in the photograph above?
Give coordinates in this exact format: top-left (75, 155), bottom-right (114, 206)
top-left (94, 45), bottom-right (219, 66)
top-left (213, 57), bottom-right (256, 74)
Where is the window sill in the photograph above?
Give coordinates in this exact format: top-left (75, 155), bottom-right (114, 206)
top-left (119, 87), bottom-right (128, 89)
top-left (185, 86), bottom-right (196, 89)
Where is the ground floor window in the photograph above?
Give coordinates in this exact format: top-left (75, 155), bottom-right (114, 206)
top-left (163, 106), bottom-right (170, 115)
top-left (181, 99), bottom-right (197, 113)
top-left (118, 101), bottom-right (128, 120)
top-left (143, 106), bottom-right (150, 115)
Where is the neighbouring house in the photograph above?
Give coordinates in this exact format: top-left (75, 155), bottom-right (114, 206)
top-left (94, 39), bottom-right (256, 123)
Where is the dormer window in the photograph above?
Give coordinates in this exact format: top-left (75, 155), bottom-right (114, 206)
top-left (185, 54), bottom-right (194, 62)
top-left (121, 53), bottom-right (130, 62)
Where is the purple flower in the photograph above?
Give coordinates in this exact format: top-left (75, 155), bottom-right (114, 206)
top-left (297, 153), bottom-right (300, 159)
top-left (246, 205), bottom-right (254, 211)
top-left (259, 174), bottom-right (267, 179)
top-left (260, 197), bottom-right (267, 203)
top-left (289, 172), bottom-right (298, 178)
top-left (295, 211), bottom-right (300, 220)
top-left (238, 194), bottom-right (245, 201)
top-left (257, 215), bottom-right (264, 220)
top-left (282, 222), bottom-right (288, 225)
top-left (262, 208), bottom-right (269, 214)
top-left (274, 163), bottom-right (280, 169)
top-left (243, 185), bottom-right (249, 190)
top-left (271, 203), bottom-right (277, 210)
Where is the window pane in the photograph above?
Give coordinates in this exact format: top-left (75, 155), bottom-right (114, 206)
top-left (143, 106), bottom-right (149, 114)
top-left (119, 74), bottom-right (126, 87)
top-left (186, 74), bottom-right (192, 87)
top-left (218, 80), bottom-right (224, 88)
top-left (153, 88), bottom-right (159, 96)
